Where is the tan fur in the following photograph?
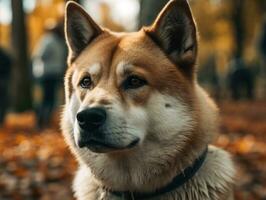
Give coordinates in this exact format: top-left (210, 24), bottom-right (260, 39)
top-left (61, 1), bottom-right (235, 199)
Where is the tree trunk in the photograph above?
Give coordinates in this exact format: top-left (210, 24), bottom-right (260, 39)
top-left (231, 0), bottom-right (245, 58)
top-left (11, 0), bottom-right (32, 112)
top-left (139, 0), bottom-right (169, 28)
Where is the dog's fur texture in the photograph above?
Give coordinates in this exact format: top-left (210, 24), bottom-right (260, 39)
top-left (61, 0), bottom-right (235, 199)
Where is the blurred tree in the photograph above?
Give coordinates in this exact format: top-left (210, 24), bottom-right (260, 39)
top-left (254, 0), bottom-right (266, 15)
top-left (231, 0), bottom-right (245, 58)
top-left (11, 0), bottom-right (32, 111)
top-left (139, 0), bottom-right (169, 27)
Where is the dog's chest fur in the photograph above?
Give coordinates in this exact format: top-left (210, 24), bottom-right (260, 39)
top-left (73, 146), bottom-right (235, 200)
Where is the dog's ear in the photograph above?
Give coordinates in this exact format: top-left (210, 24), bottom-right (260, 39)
top-left (145, 0), bottom-right (197, 78)
top-left (65, 1), bottom-right (103, 63)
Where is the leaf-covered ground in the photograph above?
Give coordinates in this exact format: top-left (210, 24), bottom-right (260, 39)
top-left (0, 101), bottom-right (265, 200)
top-left (217, 101), bottom-right (266, 200)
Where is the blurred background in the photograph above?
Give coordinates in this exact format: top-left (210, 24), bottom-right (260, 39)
top-left (0, 0), bottom-right (265, 199)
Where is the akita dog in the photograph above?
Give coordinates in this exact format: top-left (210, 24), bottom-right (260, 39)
top-left (61, 0), bottom-right (235, 199)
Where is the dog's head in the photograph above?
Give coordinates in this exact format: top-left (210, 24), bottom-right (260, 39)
top-left (62, 0), bottom-right (218, 190)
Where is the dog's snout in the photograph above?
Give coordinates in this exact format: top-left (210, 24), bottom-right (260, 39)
top-left (77, 107), bottom-right (107, 131)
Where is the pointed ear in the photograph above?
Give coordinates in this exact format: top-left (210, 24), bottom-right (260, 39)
top-left (145, 0), bottom-right (198, 78)
top-left (65, 1), bottom-right (103, 63)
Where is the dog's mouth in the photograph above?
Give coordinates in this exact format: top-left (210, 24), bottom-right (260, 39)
top-left (78, 138), bottom-right (140, 153)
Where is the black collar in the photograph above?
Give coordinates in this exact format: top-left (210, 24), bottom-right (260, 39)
top-left (109, 147), bottom-right (208, 200)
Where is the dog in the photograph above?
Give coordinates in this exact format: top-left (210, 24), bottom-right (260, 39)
top-left (61, 0), bottom-right (235, 199)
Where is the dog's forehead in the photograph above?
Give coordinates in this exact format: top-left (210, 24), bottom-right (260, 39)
top-left (73, 61), bottom-right (131, 81)
top-left (71, 30), bottom-right (185, 92)
top-left (73, 32), bottom-right (152, 75)
top-left (73, 34), bottom-right (119, 68)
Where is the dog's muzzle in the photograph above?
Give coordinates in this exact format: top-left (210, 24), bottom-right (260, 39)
top-left (76, 107), bottom-right (139, 153)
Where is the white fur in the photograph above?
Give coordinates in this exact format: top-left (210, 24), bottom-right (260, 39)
top-left (116, 61), bottom-right (133, 77)
top-left (122, 105), bottom-right (148, 143)
top-left (71, 69), bottom-right (79, 88)
top-left (68, 94), bottom-right (80, 124)
top-left (87, 63), bottom-right (101, 77)
top-left (147, 93), bottom-right (196, 137)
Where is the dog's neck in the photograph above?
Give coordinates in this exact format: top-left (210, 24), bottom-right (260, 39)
top-left (108, 147), bottom-right (208, 200)
top-left (73, 145), bottom-right (235, 200)
top-left (85, 133), bottom-right (209, 193)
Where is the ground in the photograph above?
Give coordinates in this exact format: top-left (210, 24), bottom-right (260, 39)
top-left (0, 101), bottom-right (265, 200)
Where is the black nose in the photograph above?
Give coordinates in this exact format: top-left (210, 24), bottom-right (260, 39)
top-left (77, 107), bottom-right (107, 131)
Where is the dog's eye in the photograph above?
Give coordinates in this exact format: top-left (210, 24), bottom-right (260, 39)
top-left (123, 75), bottom-right (147, 90)
top-left (79, 76), bottom-right (92, 89)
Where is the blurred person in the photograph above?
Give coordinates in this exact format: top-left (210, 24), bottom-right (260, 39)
top-left (227, 57), bottom-right (254, 100)
top-left (32, 20), bottom-right (67, 129)
top-left (258, 15), bottom-right (266, 62)
top-left (257, 15), bottom-right (266, 98)
top-left (0, 46), bottom-right (12, 126)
